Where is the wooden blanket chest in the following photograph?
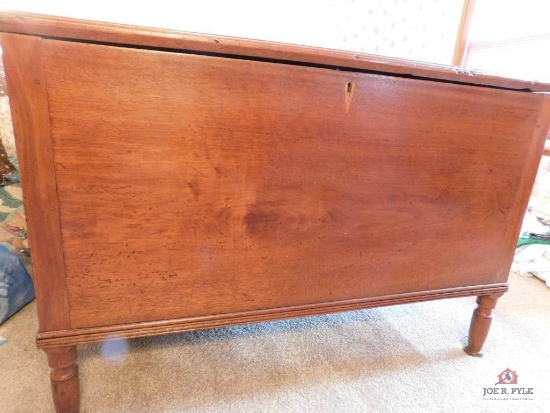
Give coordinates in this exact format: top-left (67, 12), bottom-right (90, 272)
top-left (1, 11), bottom-right (550, 412)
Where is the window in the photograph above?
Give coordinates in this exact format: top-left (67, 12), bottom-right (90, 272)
top-left (463, 0), bottom-right (550, 83)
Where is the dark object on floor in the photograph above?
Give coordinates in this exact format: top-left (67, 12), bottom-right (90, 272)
top-left (0, 244), bottom-right (34, 325)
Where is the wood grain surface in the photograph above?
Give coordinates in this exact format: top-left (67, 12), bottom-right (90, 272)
top-left (36, 284), bottom-right (507, 349)
top-left (0, 33), bottom-right (72, 332)
top-left (497, 95), bottom-right (550, 278)
top-left (0, 10), bottom-right (549, 92)
top-left (3, 17), bottom-right (550, 413)
top-left (40, 39), bottom-right (546, 329)
top-left (46, 346), bottom-right (80, 413)
top-left (464, 292), bottom-right (503, 357)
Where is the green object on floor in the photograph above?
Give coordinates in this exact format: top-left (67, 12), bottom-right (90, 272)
top-left (0, 335), bottom-right (7, 346)
top-left (517, 237), bottom-right (550, 248)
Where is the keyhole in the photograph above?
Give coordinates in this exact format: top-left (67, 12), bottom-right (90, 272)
top-left (345, 81), bottom-right (355, 114)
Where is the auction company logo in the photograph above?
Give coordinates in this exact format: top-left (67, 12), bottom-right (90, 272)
top-left (482, 368), bottom-right (534, 401)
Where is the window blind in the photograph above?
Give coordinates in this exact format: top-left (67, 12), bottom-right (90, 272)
top-left (463, 0), bottom-right (550, 83)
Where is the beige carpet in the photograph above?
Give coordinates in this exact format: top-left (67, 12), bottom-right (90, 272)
top-left (1, 273), bottom-right (549, 413)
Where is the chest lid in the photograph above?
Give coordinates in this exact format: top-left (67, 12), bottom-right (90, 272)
top-left (1, 10), bottom-right (549, 93)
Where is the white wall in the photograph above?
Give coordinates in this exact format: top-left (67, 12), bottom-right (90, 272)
top-left (0, 0), bottom-right (463, 64)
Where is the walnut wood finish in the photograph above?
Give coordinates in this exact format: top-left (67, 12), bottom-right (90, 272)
top-left (46, 346), bottom-right (80, 413)
top-left (38, 38), bottom-right (547, 330)
top-left (0, 33), bottom-right (72, 332)
top-left (499, 95), bottom-right (550, 272)
top-left (36, 284), bottom-right (507, 349)
top-left (464, 293), bottom-right (503, 357)
top-left (0, 11), bottom-right (549, 93)
top-left (1, 12), bottom-right (550, 413)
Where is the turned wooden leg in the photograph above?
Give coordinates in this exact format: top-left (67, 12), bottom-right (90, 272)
top-left (464, 293), bottom-right (503, 357)
top-left (45, 346), bottom-right (80, 413)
